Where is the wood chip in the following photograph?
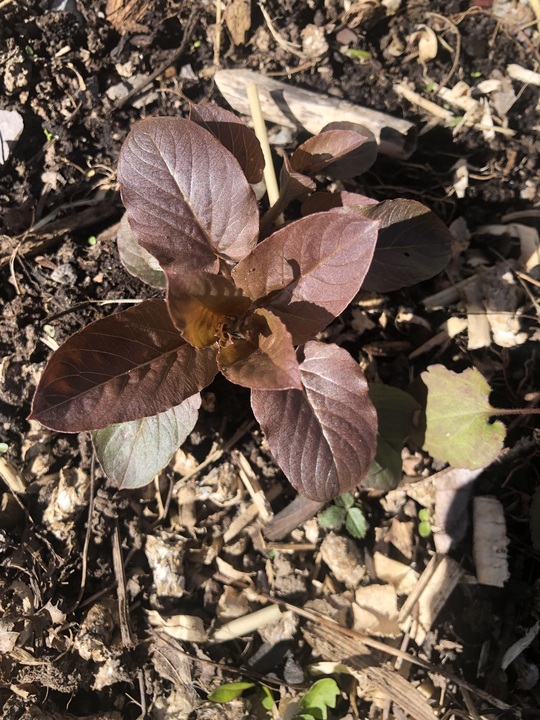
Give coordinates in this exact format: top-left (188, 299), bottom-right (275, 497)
top-left (507, 63), bottom-right (540, 87)
top-left (433, 467), bottom-right (483, 554)
top-left (353, 584), bottom-right (401, 637)
top-left (473, 496), bottom-right (509, 587)
top-left (0, 109), bottom-right (23, 165)
top-left (501, 621), bottom-right (540, 670)
top-left (0, 457), bottom-right (26, 494)
top-left (373, 552), bottom-right (419, 595)
top-left (215, 69), bottom-right (417, 159)
top-left (398, 555), bottom-right (464, 645)
top-left (230, 450), bottom-right (272, 522)
top-left (304, 624), bottom-right (439, 720)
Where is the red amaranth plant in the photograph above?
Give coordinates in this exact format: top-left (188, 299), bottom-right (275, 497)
top-left (30, 105), bottom-right (452, 501)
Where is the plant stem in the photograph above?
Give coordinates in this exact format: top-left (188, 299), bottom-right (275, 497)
top-left (246, 83), bottom-right (280, 207)
top-left (494, 407), bottom-right (540, 416)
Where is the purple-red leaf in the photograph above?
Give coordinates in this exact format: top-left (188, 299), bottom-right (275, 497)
top-left (217, 308), bottom-right (301, 390)
top-left (167, 271), bottom-right (251, 348)
top-left (117, 117), bottom-right (259, 274)
top-left (260, 153), bottom-right (316, 232)
top-left (279, 152), bottom-right (316, 203)
top-left (301, 191), bottom-right (378, 216)
top-left (251, 341), bottom-right (378, 502)
top-left (189, 103), bottom-right (265, 183)
top-left (29, 300), bottom-right (218, 432)
top-left (232, 212), bottom-right (380, 345)
top-left (291, 127), bottom-right (377, 179)
top-left (353, 199), bottom-right (453, 292)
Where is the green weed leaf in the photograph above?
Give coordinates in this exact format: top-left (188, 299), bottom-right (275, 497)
top-left (299, 678), bottom-right (340, 720)
top-left (318, 505), bottom-right (347, 530)
top-left (422, 364), bottom-right (506, 469)
top-left (335, 492), bottom-right (355, 509)
top-left (258, 685), bottom-right (275, 710)
top-left (208, 682), bottom-right (255, 703)
top-left (365, 384), bottom-right (420, 490)
top-left (345, 506), bottom-right (367, 539)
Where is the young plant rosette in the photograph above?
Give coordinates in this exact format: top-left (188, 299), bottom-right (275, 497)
top-left (30, 106), bottom-right (452, 501)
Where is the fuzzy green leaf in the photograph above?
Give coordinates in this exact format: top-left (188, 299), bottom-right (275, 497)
top-left (335, 492), bottom-right (355, 509)
top-left (422, 364), bottom-right (506, 469)
top-left (318, 505), bottom-right (347, 530)
top-left (345, 506), bottom-right (367, 539)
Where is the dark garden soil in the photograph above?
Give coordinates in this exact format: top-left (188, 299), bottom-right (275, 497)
top-left (1, 1), bottom-right (539, 718)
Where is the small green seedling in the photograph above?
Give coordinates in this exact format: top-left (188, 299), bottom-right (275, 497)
top-left (319, 493), bottom-right (367, 539)
top-left (208, 681), bottom-right (256, 703)
top-left (208, 677), bottom-right (340, 720)
top-left (294, 678), bottom-right (341, 720)
top-left (208, 680), bottom-right (275, 716)
top-left (417, 508), bottom-right (432, 538)
top-left (344, 48), bottom-right (372, 61)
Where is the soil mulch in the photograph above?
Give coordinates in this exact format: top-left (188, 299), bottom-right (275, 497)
top-left (1, 1), bottom-right (539, 718)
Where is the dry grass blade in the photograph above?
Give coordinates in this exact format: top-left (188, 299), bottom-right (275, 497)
top-left (112, 523), bottom-right (134, 648)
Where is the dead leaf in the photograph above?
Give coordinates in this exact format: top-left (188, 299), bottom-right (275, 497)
top-left (353, 584), bottom-right (401, 637)
top-left (150, 630), bottom-right (199, 716)
top-left (147, 610), bottom-right (207, 642)
top-left (410, 24), bottom-right (438, 64)
top-left (105, 0), bottom-right (149, 33)
top-left (225, 0), bottom-right (251, 46)
top-left (258, 609), bottom-right (298, 644)
top-left (216, 586), bottom-right (251, 623)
